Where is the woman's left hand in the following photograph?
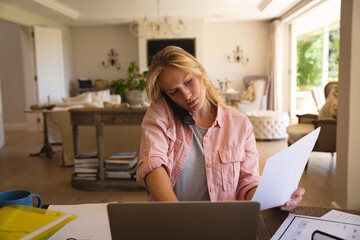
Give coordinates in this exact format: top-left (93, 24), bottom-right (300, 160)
top-left (279, 187), bottom-right (305, 211)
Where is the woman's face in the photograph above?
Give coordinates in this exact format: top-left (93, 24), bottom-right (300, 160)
top-left (158, 67), bottom-right (207, 113)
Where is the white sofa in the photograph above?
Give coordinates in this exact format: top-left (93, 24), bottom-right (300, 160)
top-left (53, 89), bottom-right (121, 108)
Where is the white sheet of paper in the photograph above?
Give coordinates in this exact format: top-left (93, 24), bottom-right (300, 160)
top-left (252, 127), bottom-right (320, 210)
top-left (48, 203), bottom-right (111, 240)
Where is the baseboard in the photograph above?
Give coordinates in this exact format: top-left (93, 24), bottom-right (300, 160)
top-left (4, 123), bottom-right (27, 131)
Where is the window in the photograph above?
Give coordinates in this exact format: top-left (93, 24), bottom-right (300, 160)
top-left (328, 22), bottom-right (340, 83)
top-left (297, 29), bottom-right (323, 92)
top-left (289, 0), bottom-right (340, 116)
top-left (296, 29), bottom-right (323, 114)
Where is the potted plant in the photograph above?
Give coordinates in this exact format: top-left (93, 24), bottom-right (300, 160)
top-left (110, 61), bottom-right (148, 108)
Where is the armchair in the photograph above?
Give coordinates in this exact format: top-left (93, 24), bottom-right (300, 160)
top-left (311, 87), bottom-right (325, 112)
top-left (287, 81), bottom-right (338, 162)
top-left (287, 114), bottom-right (337, 170)
top-left (287, 114), bottom-right (336, 152)
top-left (311, 82), bottom-right (338, 114)
top-left (312, 118), bottom-right (336, 153)
top-left (234, 75), bottom-right (271, 113)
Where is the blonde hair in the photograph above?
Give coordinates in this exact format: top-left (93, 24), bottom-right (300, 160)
top-left (146, 46), bottom-right (227, 108)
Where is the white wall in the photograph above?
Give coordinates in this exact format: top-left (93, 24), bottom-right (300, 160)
top-left (203, 21), bottom-right (270, 92)
top-left (0, 20), bottom-right (27, 131)
top-left (137, 19), bottom-right (205, 73)
top-left (335, 0), bottom-right (360, 210)
top-left (0, 1), bottom-right (73, 97)
top-left (0, 1), bottom-right (270, 126)
top-left (136, 20), bottom-right (269, 93)
top-left (73, 20), bottom-right (270, 97)
top-left (71, 25), bottom-right (138, 95)
top-left (0, 2), bottom-right (73, 130)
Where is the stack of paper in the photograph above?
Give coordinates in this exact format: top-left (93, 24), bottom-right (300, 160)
top-left (272, 210), bottom-right (360, 239)
top-left (0, 205), bottom-right (77, 240)
top-left (48, 203), bottom-right (111, 240)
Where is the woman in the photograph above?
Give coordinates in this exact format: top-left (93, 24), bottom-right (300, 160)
top-left (136, 46), bottom-right (304, 211)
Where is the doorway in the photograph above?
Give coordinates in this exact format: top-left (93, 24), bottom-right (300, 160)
top-left (0, 20), bottom-right (32, 133)
top-left (0, 19), bottom-right (42, 144)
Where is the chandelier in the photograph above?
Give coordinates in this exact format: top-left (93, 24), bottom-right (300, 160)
top-left (129, 0), bottom-right (186, 38)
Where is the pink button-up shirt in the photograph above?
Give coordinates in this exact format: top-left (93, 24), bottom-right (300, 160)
top-left (136, 97), bottom-right (260, 201)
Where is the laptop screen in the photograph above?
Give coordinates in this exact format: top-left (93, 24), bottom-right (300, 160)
top-left (107, 201), bottom-right (260, 240)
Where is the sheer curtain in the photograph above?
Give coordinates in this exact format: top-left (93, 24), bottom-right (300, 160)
top-left (268, 19), bottom-right (282, 111)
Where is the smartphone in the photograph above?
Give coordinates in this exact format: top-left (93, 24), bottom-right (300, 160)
top-left (312, 230), bottom-right (344, 240)
top-left (162, 92), bottom-right (195, 125)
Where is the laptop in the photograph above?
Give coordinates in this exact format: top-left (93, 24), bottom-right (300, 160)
top-left (107, 201), bottom-right (260, 240)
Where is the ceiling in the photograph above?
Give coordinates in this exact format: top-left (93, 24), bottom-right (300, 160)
top-left (0, 0), bottom-right (301, 26)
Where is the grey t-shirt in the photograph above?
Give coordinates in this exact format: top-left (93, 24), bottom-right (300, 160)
top-left (173, 124), bottom-right (210, 201)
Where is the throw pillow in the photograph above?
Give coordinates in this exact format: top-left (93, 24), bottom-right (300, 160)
top-left (87, 89), bottom-right (111, 107)
top-left (241, 80), bottom-right (255, 102)
top-left (89, 94), bottom-right (104, 107)
top-left (89, 89), bottom-right (111, 102)
top-left (84, 102), bottom-right (102, 108)
top-left (319, 85), bottom-right (338, 119)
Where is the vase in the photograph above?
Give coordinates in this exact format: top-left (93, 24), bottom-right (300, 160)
top-left (124, 90), bottom-right (144, 108)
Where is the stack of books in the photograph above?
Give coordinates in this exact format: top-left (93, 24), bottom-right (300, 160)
top-left (73, 152), bottom-right (99, 181)
top-left (104, 151), bottom-right (138, 180)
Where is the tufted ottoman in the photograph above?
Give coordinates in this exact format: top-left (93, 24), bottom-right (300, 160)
top-left (245, 111), bottom-right (289, 140)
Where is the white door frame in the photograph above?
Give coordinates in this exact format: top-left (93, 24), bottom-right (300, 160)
top-left (20, 25), bottom-right (42, 132)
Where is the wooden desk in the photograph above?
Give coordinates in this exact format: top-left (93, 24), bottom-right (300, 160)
top-left (257, 206), bottom-right (360, 239)
top-left (69, 107), bottom-right (147, 191)
top-left (44, 204), bottom-right (360, 239)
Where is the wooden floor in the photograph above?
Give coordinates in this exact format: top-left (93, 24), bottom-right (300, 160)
top-left (0, 131), bottom-right (336, 207)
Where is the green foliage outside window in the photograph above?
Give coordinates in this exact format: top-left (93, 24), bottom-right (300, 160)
top-left (296, 33), bottom-right (323, 90)
top-left (328, 28), bottom-right (340, 82)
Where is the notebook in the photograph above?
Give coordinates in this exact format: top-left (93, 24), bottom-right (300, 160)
top-left (107, 201), bottom-right (260, 240)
